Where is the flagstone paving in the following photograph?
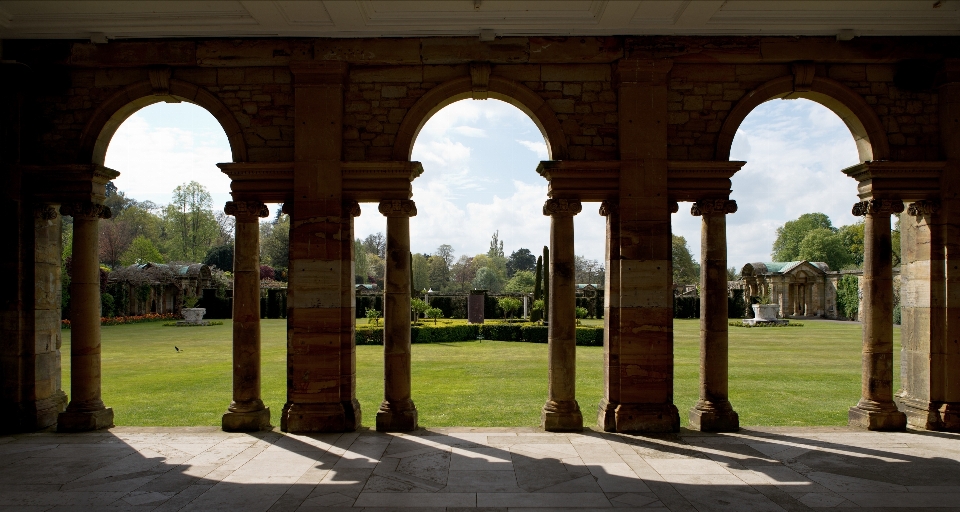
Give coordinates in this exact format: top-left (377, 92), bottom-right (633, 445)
top-left (2, 426), bottom-right (960, 511)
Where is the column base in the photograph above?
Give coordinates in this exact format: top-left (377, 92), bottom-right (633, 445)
top-left (57, 407), bottom-right (114, 432)
top-left (281, 402), bottom-right (361, 433)
top-left (895, 396), bottom-right (960, 432)
top-left (599, 401), bottom-right (680, 433)
top-left (689, 401), bottom-right (739, 432)
top-left (376, 400), bottom-right (417, 432)
top-left (848, 402), bottom-right (906, 431)
top-left (542, 400), bottom-right (583, 432)
top-left (0, 391), bottom-right (68, 434)
top-left (222, 407), bottom-right (271, 432)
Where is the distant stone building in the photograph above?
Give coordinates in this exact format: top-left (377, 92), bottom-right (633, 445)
top-left (108, 263), bottom-right (213, 316)
top-left (741, 261), bottom-right (841, 319)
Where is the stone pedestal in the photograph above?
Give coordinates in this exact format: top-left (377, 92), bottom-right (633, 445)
top-left (541, 199), bottom-right (582, 432)
top-left (849, 199), bottom-right (907, 431)
top-left (58, 203), bottom-right (113, 432)
top-left (689, 200), bottom-right (739, 433)
top-left (377, 200), bottom-right (418, 432)
top-left (222, 201), bottom-right (271, 432)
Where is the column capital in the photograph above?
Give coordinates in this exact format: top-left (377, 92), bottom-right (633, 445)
top-left (344, 200), bottom-right (362, 218)
top-left (34, 203), bottom-right (59, 220)
top-left (379, 199), bottom-right (417, 217)
top-left (852, 199), bottom-right (904, 216)
top-left (669, 200), bottom-right (679, 214)
top-left (225, 200), bottom-right (269, 222)
top-left (598, 199), bottom-right (618, 217)
top-left (691, 199), bottom-right (737, 216)
top-left (60, 202), bottom-right (111, 220)
top-left (543, 198), bottom-right (582, 217)
top-left (907, 200), bottom-right (941, 218)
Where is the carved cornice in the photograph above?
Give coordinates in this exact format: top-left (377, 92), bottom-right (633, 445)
top-left (907, 200), bottom-right (941, 218)
top-left (691, 199), bottom-right (737, 216)
top-left (543, 198), bottom-right (582, 217)
top-left (470, 62), bottom-right (491, 100)
top-left (224, 200), bottom-right (269, 222)
top-left (344, 200), bottom-right (361, 218)
top-left (851, 199), bottom-right (904, 216)
top-left (60, 202), bottom-right (111, 220)
top-left (378, 199), bottom-right (417, 217)
top-left (598, 200), bottom-right (618, 217)
top-left (34, 204), bottom-right (59, 220)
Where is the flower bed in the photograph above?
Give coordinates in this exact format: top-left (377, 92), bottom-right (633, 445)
top-left (62, 313), bottom-right (178, 329)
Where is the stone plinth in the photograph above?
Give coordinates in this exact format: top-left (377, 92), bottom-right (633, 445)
top-left (743, 304), bottom-right (788, 326)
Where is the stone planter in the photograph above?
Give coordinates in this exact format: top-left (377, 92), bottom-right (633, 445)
top-left (743, 304), bottom-right (788, 326)
top-left (178, 308), bottom-right (209, 326)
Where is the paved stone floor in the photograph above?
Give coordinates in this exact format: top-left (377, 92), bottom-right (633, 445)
top-left (2, 426), bottom-right (960, 511)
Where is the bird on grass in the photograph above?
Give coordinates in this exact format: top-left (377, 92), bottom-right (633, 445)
top-left (175, 346), bottom-right (181, 352)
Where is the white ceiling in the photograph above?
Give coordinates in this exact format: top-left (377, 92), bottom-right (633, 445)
top-left (0, 1), bottom-right (957, 40)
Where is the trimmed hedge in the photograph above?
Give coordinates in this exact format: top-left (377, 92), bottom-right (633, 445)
top-left (355, 323), bottom-right (603, 346)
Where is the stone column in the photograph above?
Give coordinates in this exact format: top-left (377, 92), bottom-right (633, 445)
top-left (57, 202), bottom-right (113, 432)
top-left (598, 200), bottom-right (621, 431)
top-left (340, 201), bottom-right (362, 429)
top-left (542, 198), bottom-right (582, 431)
top-left (689, 199), bottom-right (739, 432)
top-left (939, 60), bottom-right (960, 430)
top-left (377, 199), bottom-right (418, 432)
top-left (849, 199), bottom-right (907, 430)
top-left (222, 200), bottom-right (270, 431)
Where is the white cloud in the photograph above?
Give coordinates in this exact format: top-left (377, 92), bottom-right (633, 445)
top-left (452, 125), bottom-right (487, 138)
top-left (516, 139), bottom-right (549, 160)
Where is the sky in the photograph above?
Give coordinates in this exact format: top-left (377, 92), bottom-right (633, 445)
top-left (104, 96), bottom-right (861, 269)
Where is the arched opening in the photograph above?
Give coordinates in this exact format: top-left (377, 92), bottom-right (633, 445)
top-left (673, 96), bottom-right (897, 427)
top-left (355, 97), bottom-right (604, 427)
top-left (61, 100), bottom-right (283, 426)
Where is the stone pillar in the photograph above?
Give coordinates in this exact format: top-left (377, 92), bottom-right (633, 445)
top-left (598, 200), bottom-right (621, 431)
top-left (541, 199), bottom-right (582, 431)
top-left (898, 201), bottom-right (955, 430)
top-left (222, 200), bottom-right (270, 431)
top-left (939, 60), bottom-right (960, 430)
top-left (689, 199), bottom-right (739, 432)
top-left (340, 201), bottom-right (362, 429)
top-left (282, 62), bottom-right (357, 433)
top-left (612, 59), bottom-right (680, 433)
top-left (849, 199), bottom-right (907, 430)
top-left (377, 199), bottom-right (418, 432)
top-left (57, 202), bottom-right (113, 432)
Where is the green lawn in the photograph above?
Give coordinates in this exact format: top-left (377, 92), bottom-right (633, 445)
top-left (62, 319), bottom-right (899, 427)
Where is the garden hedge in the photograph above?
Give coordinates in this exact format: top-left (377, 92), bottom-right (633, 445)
top-left (355, 323), bottom-right (604, 346)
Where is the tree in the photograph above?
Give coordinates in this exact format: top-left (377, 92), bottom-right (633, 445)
top-left (837, 221), bottom-right (865, 267)
top-left (428, 255), bottom-right (449, 291)
top-left (505, 269), bottom-right (536, 293)
top-left (167, 181), bottom-right (219, 261)
top-left (672, 234), bottom-right (700, 285)
top-left (506, 248), bottom-right (536, 277)
top-left (772, 212), bottom-right (833, 262)
top-left (355, 239), bottom-right (369, 284)
top-left (498, 297), bottom-right (521, 319)
top-left (472, 266), bottom-right (502, 292)
top-left (99, 218), bottom-right (134, 268)
top-left (410, 298), bottom-right (429, 323)
top-left (797, 227), bottom-right (851, 271)
top-left (574, 255), bottom-right (604, 285)
top-left (488, 231), bottom-right (505, 259)
top-left (203, 244), bottom-right (234, 272)
top-left (451, 255), bottom-right (475, 291)
top-left (367, 254), bottom-right (385, 288)
top-left (435, 244), bottom-right (455, 267)
top-left (260, 213), bottom-right (289, 273)
top-left (119, 235), bottom-right (164, 266)
top-left (363, 232), bottom-right (386, 259)
top-left (412, 253), bottom-right (430, 292)
top-left (425, 307), bottom-right (443, 324)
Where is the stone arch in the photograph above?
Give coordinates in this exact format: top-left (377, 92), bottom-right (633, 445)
top-left (79, 79), bottom-right (248, 165)
top-left (716, 75), bottom-right (889, 163)
top-left (392, 75), bottom-right (568, 161)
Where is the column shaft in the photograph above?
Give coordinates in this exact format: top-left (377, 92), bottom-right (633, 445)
top-left (598, 201), bottom-right (621, 430)
top-left (222, 201), bottom-right (270, 431)
top-left (542, 199), bottom-right (582, 431)
top-left (689, 200), bottom-right (738, 432)
top-left (340, 202), bottom-right (362, 428)
top-left (377, 200), bottom-right (417, 431)
top-left (849, 200), bottom-right (906, 430)
top-left (58, 203), bottom-right (113, 431)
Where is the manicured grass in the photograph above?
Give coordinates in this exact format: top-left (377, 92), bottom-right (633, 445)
top-left (62, 318), bottom-right (898, 427)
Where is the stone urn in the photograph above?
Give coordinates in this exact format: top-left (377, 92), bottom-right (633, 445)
top-left (181, 307), bottom-right (207, 324)
top-left (752, 304), bottom-right (780, 321)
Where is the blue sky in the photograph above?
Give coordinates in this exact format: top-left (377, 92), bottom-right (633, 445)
top-left (105, 97), bottom-right (861, 268)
